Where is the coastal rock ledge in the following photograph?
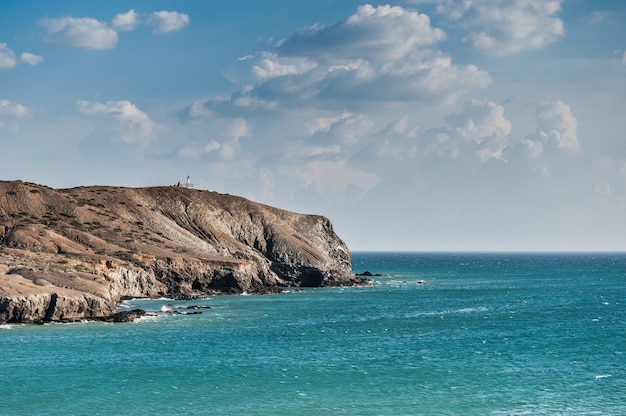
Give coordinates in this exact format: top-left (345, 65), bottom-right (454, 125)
top-left (0, 180), bottom-right (366, 323)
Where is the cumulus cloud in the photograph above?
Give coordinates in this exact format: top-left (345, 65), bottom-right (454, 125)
top-left (414, 0), bottom-right (565, 55)
top-left (464, 0), bottom-right (565, 55)
top-left (20, 52), bottom-right (44, 65)
top-left (40, 17), bottom-right (118, 49)
top-left (147, 11), bottom-right (190, 34)
top-left (0, 99), bottom-right (30, 133)
top-left (535, 101), bottom-right (579, 151)
top-left (207, 4), bottom-right (489, 114)
top-left (112, 9), bottom-right (139, 31)
top-left (76, 99), bottom-right (157, 143)
top-left (307, 113), bottom-right (374, 146)
top-left (0, 99), bottom-right (29, 118)
top-left (0, 43), bottom-right (18, 68)
top-left (180, 5), bottom-right (497, 202)
top-left (278, 4), bottom-right (446, 61)
top-left (0, 44), bottom-right (44, 68)
top-left (523, 100), bottom-right (579, 157)
top-left (371, 116), bottom-right (421, 160)
top-left (40, 10), bottom-right (189, 49)
top-left (424, 98), bottom-right (513, 162)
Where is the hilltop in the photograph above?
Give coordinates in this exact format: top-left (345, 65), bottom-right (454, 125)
top-left (0, 180), bottom-right (365, 323)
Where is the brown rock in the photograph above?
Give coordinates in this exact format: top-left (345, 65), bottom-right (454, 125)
top-left (0, 180), bottom-right (365, 323)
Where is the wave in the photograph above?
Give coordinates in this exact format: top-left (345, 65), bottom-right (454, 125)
top-left (419, 306), bottom-right (490, 317)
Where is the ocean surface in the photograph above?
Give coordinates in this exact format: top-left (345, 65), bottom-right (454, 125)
top-left (1, 252), bottom-right (625, 415)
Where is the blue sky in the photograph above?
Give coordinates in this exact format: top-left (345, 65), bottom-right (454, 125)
top-left (1, 1), bottom-right (625, 251)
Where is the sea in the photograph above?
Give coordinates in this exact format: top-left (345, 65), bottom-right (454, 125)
top-left (1, 252), bottom-right (625, 415)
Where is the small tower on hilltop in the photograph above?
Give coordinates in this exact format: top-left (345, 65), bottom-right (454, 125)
top-left (176, 175), bottom-right (194, 188)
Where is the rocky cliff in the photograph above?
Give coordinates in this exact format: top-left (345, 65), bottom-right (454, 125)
top-left (0, 180), bottom-right (365, 323)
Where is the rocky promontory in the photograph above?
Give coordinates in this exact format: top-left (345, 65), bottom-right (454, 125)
top-left (0, 180), bottom-right (366, 323)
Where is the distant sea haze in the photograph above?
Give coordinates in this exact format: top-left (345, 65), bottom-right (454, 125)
top-left (2, 252), bottom-right (624, 415)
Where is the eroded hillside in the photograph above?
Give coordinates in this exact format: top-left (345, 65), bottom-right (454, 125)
top-left (0, 180), bottom-right (365, 323)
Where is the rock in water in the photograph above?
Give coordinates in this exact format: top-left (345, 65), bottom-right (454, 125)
top-left (0, 180), bottom-right (366, 323)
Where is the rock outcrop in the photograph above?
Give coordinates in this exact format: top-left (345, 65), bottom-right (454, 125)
top-left (0, 180), bottom-right (365, 323)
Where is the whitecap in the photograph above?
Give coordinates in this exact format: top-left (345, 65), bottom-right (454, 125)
top-left (160, 304), bottom-right (175, 313)
top-left (456, 306), bottom-right (490, 314)
top-left (0, 324), bottom-right (13, 330)
top-left (134, 314), bottom-right (164, 323)
top-left (595, 374), bottom-right (612, 380)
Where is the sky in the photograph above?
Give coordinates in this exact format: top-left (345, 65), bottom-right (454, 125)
top-left (1, 0), bottom-right (625, 252)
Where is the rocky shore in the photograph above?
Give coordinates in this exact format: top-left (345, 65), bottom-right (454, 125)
top-left (0, 180), bottom-right (367, 324)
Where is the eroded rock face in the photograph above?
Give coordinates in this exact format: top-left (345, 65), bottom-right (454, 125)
top-left (0, 180), bottom-right (365, 323)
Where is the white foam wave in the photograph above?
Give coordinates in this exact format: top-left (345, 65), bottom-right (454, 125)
top-left (0, 324), bottom-right (14, 330)
top-left (595, 374), bottom-right (613, 380)
top-left (160, 304), bottom-right (175, 312)
top-left (134, 314), bottom-right (164, 323)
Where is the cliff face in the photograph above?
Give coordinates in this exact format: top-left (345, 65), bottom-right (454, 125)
top-left (0, 181), bottom-right (364, 323)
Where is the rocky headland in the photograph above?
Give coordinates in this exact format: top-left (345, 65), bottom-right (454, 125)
top-left (0, 180), bottom-right (367, 324)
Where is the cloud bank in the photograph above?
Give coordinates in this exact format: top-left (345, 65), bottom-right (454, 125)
top-left (212, 4), bottom-right (490, 114)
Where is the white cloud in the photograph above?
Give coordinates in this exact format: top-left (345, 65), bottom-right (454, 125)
top-left (147, 11), bottom-right (190, 34)
top-left (0, 44), bottom-right (43, 68)
top-left (293, 158), bottom-right (381, 200)
top-left (40, 17), bottom-right (118, 50)
top-left (415, 0), bottom-right (565, 55)
top-left (0, 43), bottom-right (17, 68)
top-left (0, 99), bottom-right (30, 133)
top-left (178, 140), bottom-right (221, 158)
top-left (112, 9), bottom-right (139, 31)
top-left (523, 138), bottom-right (544, 159)
top-left (279, 4), bottom-right (445, 62)
top-left (228, 118), bottom-right (250, 139)
top-left (535, 101), bottom-right (579, 151)
top-left (0, 99), bottom-right (29, 118)
top-left (248, 52), bottom-right (317, 81)
top-left (522, 100), bottom-right (579, 158)
top-left (40, 10), bottom-right (189, 50)
top-left (305, 113), bottom-right (353, 136)
top-left (407, 0), bottom-right (472, 21)
top-left (462, 0), bottom-right (565, 55)
top-left (20, 52), bottom-right (44, 65)
top-left (372, 116), bottom-right (420, 160)
top-left (424, 98), bottom-right (513, 162)
top-left (76, 99), bottom-right (156, 143)
top-left (178, 140), bottom-right (222, 158)
top-left (204, 140), bottom-right (221, 153)
top-left (206, 4), bottom-right (490, 113)
top-left (316, 113), bottom-right (374, 146)
top-left (447, 98), bottom-right (512, 142)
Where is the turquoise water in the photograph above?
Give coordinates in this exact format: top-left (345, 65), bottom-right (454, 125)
top-left (1, 252), bottom-right (625, 415)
